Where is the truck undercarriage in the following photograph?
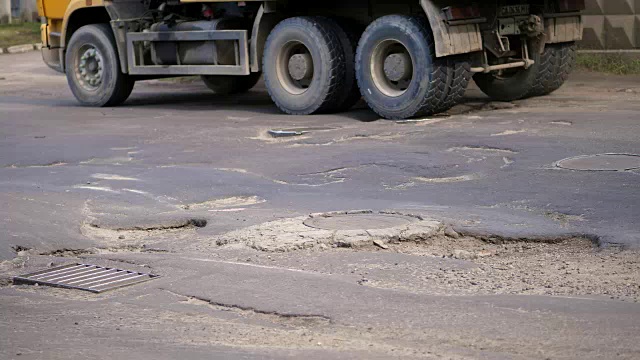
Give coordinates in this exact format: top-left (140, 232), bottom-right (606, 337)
top-left (38, 0), bottom-right (584, 119)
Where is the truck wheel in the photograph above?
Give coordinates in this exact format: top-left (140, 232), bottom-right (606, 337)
top-left (263, 17), bottom-right (345, 115)
top-left (526, 42), bottom-right (576, 97)
top-left (355, 15), bottom-right (446, 120)
top-left (201, 73), bottom-right (262, 95)
top-left (435, 56), bottom-right (472, 113)
top-left (322, 18), bottom-right (362, 112)
top-left (473, 41), bottom-right (542, 102)
top-left (65, 24), bottom-right (134, 107)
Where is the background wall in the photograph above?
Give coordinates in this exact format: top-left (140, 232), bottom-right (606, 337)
top-left (581, 0), bottom-right (640, 49)
top-left (0, 0), bottom-right (37, 23)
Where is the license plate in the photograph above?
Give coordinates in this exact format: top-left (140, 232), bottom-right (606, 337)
top-left (498, 4), bottom-right (530, 17)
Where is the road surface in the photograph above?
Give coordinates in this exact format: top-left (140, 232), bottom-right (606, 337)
top-left (1, 51), bottom-right (639, 359)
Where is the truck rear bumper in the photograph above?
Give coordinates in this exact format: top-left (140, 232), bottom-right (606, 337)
top-left (42, 47), bottom-right (64, 73)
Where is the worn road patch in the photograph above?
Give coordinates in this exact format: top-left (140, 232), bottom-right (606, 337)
top-left (556, 154), bottom-right (640, 171)
top-left (216, 210), bottom-right (442, 252)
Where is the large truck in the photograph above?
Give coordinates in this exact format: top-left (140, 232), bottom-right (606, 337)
top-left (38, 0), bottom-right (584, 119)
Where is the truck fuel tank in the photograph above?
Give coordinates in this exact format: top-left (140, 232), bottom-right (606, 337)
top-left (150, 18), bottom-right (244, 66)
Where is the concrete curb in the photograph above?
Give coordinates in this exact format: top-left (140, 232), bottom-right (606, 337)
top-left (0, 43), bottom-right (42, 55)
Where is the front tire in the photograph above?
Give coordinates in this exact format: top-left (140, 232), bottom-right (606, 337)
top-left (355, 15), bottom-right (446, 120)
top-left (65, 24), bottom-right (134, 107)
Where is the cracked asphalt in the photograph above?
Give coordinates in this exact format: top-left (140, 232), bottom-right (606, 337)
top-left (1, 51), bottom-right (640, 359)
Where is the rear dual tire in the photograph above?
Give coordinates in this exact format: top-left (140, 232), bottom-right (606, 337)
top-left (355, 15), bottom-right (444, 120)
top-left (474, 41), bottom-right (576, 101)
top-left (355, 15), bottom-right (470, 120)
top-left (526, 42), bottom-right (577, 97)
top-left (263, 15), bottom-right (472, 119)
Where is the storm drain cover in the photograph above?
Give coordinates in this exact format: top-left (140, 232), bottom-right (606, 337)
top-left (13, 263), bottom-right (159, 293)
top-left (303, 212), bottom-right (419, 230)
top-left (556, 154), bottom-right (640, 171)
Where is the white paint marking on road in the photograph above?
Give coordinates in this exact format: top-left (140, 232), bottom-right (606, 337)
top-left (491, 129), bottom-right (526, 136)
top-left (122, 188), bottom-right (150, 195)
top-left (208, 208), bottom-right (247, 212)
top-left (214, 167), bottom-right (249, 174)
top-left (184, 196), bottom-right (265, 210)
top-left (501, 157), bottom-right (514, 168)
top-left (73, 185), bottom-right (119, 193)
top-left (413, 174), bottom-right (480, 183)
top-left (550, 121), bottom-right (572, 126)
top-left (227, 116), bottom-right (252, 121)
top-left (91, 174), bottom-right (141, 181)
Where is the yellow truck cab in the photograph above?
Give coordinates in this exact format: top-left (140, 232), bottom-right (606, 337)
top-left (38, 0), bottom-right (584, 119)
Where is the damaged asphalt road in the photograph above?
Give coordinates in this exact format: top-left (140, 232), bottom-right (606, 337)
top-left (1, 52), bottom-right (640, 359)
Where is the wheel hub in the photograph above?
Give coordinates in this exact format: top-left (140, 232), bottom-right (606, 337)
top-left (371, 40), bottom-right (413, 97)
top-left (277, 41), bottom-right (314, 95)
top-left (383, 52), bottom-right (412, 82)
top-left (77, 46), bottom-right (104, 90)
top-left (288, 53), bottom-right (313, 81)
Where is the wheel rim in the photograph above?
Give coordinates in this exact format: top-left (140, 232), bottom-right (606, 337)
top-left (370, 39), bottom-right (414, 97)
top-left (276, 41), bottom-right (314, 95)
top-left (74, 44), bottom-right (104, 91)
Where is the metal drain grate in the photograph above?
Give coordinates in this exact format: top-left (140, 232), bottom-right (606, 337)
top-left (13, 263), bottom-right (159, 293)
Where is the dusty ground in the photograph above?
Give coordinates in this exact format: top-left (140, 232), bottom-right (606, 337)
top-left (1, 51), bottom-right (640, 359)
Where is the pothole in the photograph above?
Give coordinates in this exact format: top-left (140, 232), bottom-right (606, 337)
top-left (556, 153), bottom-right (640, 171)
top-left (240, 232), bottom-right (639, 302)
top-left (82, 218), bottom-right (207, 242)
top-left (164, 290), bottom-right (331, 328)
top-left (303, 212), bottom-right (419, 230)
top-left (346, 236), bottom-right (640, 302)
top-left (39, 245), bottom-right (168, 257)
top-left (216, 210), bottom-right (442, 252)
